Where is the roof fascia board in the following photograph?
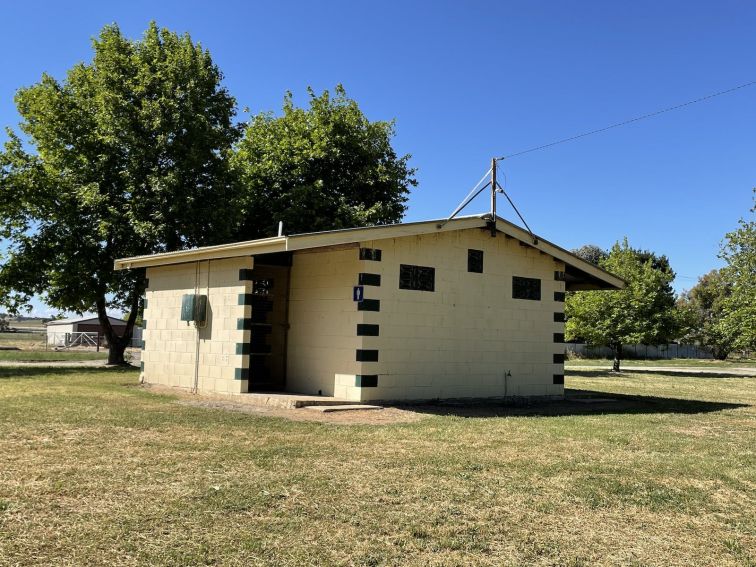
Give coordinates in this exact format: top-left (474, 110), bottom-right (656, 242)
top-left (286, 217), bottom-right (486, 251)
top-left (114, 238), bottom-right (285, 270)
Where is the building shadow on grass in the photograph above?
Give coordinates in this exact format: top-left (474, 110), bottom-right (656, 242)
top-left (568, 368), bottom-right (755, 379)
top-left (394, 388), bottom-right (749, 419)
top-left (0, 365), bottom-right (138, 380)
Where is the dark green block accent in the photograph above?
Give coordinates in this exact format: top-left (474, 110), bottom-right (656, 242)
top-left (239, 268), bottom-right (255, 280)
top-left (237, 318), bottom-right (253, 330)
top-left (554, 312), bottom-right (565, 322)
top-left (143, 298), bottom-right (148, 309)
top-left (553, 374), bottom-right (565, 385)
top-left (359, 273), bottom-right (381, 286)
top-left (553, 353), bottom-right (565, 364)
top-left (553, 333), bottom-right (564, 343)
top-left (355, 375), bottom-right (378, 388)
top-left (356, 349), bottom-right (378, 362)
top-left (140, 340), bottom-right (145, 350)
top-left (359, 248), bottom-right (382, 261)
top-left (357, 299), bottom-right (380, 312)
top-left (236, 343), bottom-right (252, 355)
top-left (140, 361), bottom-right (144, 371)
top-left (356, 324), bottom-right (379, 336)
top-left (554, 291), bottom-right (565, 302)
top-left (141, 319), bottom-right (147, 329)
top-left (238, 293), bottom-right (254, 306)
top-left (234, 368), bottom-right (250, 380)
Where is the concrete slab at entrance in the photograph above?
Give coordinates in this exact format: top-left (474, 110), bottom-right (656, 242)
top-left (303, 404), bottom-right (383, 412)
top-left (242, 392), bottom-right (358, 409)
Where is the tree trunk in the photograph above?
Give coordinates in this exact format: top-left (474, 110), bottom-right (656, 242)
top-left (713, 346), bottom-right (730, 361)
top-left (96, 278), bottom-right (144, 366)
top-left (612, 343), bottom-right (622, 372)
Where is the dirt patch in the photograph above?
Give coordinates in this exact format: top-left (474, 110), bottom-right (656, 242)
top-left (141, 384), bottom-right (425, 425)
top-left (181, 399), bottom-right (425, 425)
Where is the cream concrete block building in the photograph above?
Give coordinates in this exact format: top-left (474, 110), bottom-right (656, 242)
top-left (115, 215), bottom-right (623, 402)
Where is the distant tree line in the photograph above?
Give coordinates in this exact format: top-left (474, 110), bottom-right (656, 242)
top-left (567, 193), bottom-right (755, 369)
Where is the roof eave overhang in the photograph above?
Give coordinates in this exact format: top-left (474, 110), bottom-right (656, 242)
top-left (490, 217), bottom-right (625, 290)
top-left (113, 215), bottom-right (625, 290)
top-left (113, 237), bottom-right (287, 270)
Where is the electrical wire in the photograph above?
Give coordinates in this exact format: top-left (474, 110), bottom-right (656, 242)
top-left (497, 79), bottom-right (756, 161)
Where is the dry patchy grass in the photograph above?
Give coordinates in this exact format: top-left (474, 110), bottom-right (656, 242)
top-left (0, 366), bottom-right (754, 566)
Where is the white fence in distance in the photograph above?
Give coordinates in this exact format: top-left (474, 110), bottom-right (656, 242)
top-left (566, 343), bottom-right (714, 360)
top-left (46, 332), bottom-right (140, 349)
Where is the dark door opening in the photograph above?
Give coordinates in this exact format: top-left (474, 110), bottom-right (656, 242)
top-left (246, 257), bottom-right (290, 392)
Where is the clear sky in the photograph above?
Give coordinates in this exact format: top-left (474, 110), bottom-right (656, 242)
top-left (1, 1), bottom-right (754, 316)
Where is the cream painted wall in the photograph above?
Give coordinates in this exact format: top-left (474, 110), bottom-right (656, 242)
top-left (142, 257), bottom-right (252, 394)
top-left (350, 228), bottom-right (565, 401)
top-left (286, 248), bottom-right (362, 396)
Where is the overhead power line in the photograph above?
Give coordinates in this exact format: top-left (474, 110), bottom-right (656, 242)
top-left (497, 79), bottom-right (756, 161)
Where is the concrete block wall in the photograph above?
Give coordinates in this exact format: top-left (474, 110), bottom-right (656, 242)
top-left (345, 228), bottom-right (566, 401)
top-left (142, 257), bottom-right (252, 394)
top-left (286, 248), bottom-right (362, 396)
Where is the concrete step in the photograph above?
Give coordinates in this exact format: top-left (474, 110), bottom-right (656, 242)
top-left (303, 404), bottom-right (383, 412)
top-left (242, 392), bottom-right (358, 409)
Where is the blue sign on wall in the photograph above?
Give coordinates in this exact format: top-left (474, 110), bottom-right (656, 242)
top-left (353, 285), bottom-right (364, 302)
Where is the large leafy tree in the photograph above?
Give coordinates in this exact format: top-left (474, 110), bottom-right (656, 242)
top-left (718, 192), bottom-right (756, 353)
top-left (232, 85), bottom-right (416, 239)
top-left (565, 239), bottom-right (678, 371)
top-left (0, 22), bottom-right (240, 363)
top-left (677, 269), bottom-right (733, 360)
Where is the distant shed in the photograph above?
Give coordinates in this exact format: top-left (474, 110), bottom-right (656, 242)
top-left (46, 316), bottom-right (142, 347)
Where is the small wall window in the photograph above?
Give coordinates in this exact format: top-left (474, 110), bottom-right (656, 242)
top-left (359, 248), bottom-right (382, 261)
top-left (512, 276), bottom-right (541, 300)
top-left (468, 249), bottom-right (483, 273)
top-left (399, 264), bottom-right (435, 292)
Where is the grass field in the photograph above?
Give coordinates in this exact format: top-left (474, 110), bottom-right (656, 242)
top-left (0, 367), bottom-right (754, 566)
top-left (0, 331), bottom-right (108, 361)
top-left (0, 350), bottom-right (108, 362)
top-left (0, 332), bottom-right (46, 350)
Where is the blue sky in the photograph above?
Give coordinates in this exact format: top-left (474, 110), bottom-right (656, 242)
top-left (1, 1), bottom-right (754, 316)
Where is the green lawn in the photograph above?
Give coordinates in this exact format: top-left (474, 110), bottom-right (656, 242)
top-left (0, 367), bottom-right (754, 566)
top-left (0, 349), bottom-right (108, 362)
top-left (567, 357), bottom-right (756, 368)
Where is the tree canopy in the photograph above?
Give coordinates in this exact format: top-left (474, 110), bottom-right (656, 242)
top-left (0, 24), bottom-right (416, 363)
top-left (565, 239), bottom-right (678, 370)
top-left (0, 22), bottom-right (240, 362)
top-left (232, 85), bottom-right (416, 239)
top-left (717, 192), bottom-right (756, 353)
top-left (571, 244), bottom-right (607, 266)
top-left (677, 269), bottom-right (733, 359)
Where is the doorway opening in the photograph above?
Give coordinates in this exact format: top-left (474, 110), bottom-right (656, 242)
top-left (246, 253), bottom-right (291, 392)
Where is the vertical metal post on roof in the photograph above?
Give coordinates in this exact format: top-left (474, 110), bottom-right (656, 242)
top-left (490, 157), bottom-right (497, 236)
